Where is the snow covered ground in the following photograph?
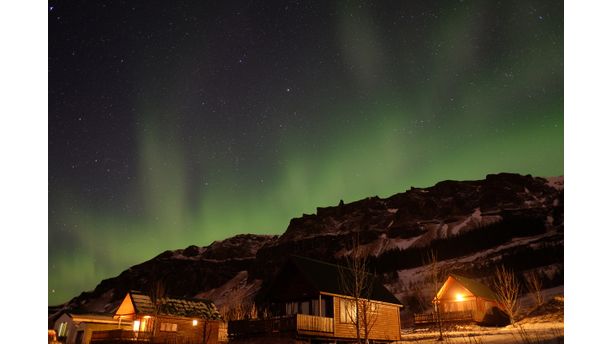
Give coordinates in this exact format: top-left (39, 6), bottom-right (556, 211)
top-left (195, 271), bottom-right (262, 308)
top-left (398, 323), bottom-right (563, 344)
top-left (398, 287), bottom-right (564, 343)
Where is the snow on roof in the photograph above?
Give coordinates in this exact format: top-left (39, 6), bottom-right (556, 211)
top-left (126, 291), bottom-right (221, 319)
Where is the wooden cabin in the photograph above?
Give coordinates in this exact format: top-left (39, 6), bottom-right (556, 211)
top-left (229, 256), bottom-right (403, 343)
top-left (90, 291), bottom-right (221, 344)
top-left (415, 274), bottom-right (507, 325)
top-left (53, 312), bottom-right (130, 344)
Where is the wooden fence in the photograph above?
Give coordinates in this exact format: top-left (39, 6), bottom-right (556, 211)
top-left (414, 310), bottom-right (474, 325)
top-left (91, 329), bottom-right (152, 343)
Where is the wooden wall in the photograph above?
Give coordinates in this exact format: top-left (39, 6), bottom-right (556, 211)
top-left (80, 323), bottom-right (130, 344)
top-left (152, 315), bottom-right (219, 344)
top-left (332, 296), bottom-right (400, 342)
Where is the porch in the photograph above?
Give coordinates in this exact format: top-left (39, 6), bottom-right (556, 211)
top-left (229, 314), bottom-right (334, 338)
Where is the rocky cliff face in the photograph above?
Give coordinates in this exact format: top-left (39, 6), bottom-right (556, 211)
top-left (51, 173), bottom-right (563, 321)
top-left (52, 234), bottom-right (277, 316)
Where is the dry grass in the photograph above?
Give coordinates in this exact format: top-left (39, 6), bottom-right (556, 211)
top-left (524, 271), bottom-right (544, 307)
top-left (218, 301), bottom-right (257, 321)
top-left (512, 324), bottom-right (564, 344)
top-left (494, 265), bottom-right (521, 324)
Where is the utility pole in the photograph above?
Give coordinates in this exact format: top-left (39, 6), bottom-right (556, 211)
top-left (434, 297), bottom-right (443, 341)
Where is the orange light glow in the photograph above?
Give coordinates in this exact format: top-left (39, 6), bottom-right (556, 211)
top-left (456, 293), bottom-right (464, 302)
top-left (133, 320), bottom-right (140, 332)
top-left (192, 319), bottom-right (198, 326)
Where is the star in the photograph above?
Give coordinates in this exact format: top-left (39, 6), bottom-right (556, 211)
top-left (47, 0), bottom-right (563, 306)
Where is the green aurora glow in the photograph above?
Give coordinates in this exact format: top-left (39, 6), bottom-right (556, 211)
top-left (49, 1), bottom-right (563, 305)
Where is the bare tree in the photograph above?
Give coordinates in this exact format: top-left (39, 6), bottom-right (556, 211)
top-left (218, 300), bottom-right (256, 321)
top-left (524, 271), bottom-right (544, 307)
top-left (423, 249), bottom-right (444, 341)
top-left (493, 265), bottom-right (521, 324)
top-left (148, 279), bottom-right (167, 337)
top-left (338, 232), bottom-right (380, 344)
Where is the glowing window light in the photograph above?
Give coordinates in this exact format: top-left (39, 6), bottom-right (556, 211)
top-left (133, 320), bottom-right (140, 332)
top-left (58, 322), bottom-right (67, 337)
top-left (192, 319), bottom-right (198, 326)
top-left (456, 293), bottom-right (465, 302)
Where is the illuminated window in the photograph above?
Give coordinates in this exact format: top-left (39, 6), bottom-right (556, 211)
top-left (57, 322), bottom-right (68, 337)
top-left (160, 323), bottom-right (178, 332)
top-left (133, 320), bottom-right (140, 332)
top-left (367, 302), bottom-right (379, 314)
top-left (140, 317), bottom-right (149, 332)
top-left (339, 299), bottom-right (356, 323)
top-left (192, 319), bottom-right (198, 326)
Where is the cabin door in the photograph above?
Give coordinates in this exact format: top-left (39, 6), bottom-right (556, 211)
top-left (74, 330), bottom-right (84, 344)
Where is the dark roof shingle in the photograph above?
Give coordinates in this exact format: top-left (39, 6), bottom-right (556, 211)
top-left (287, 256), bottom-right (402, 305)
top-left (449, 274), bottom-right (498, 301)
top-left (129, 291), bottom-right (220, 319)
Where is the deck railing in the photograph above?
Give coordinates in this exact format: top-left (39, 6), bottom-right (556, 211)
top-left (296, 314), bottom-right (334, 333)
top-left (414, 310), bottom-right (474, 324)
top-left (229, 314), bottom-right (334, 338)
top-left (90, 329), bottom-right (152, 342)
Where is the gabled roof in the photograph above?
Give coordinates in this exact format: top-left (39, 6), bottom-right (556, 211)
top-left (116, 291), bottom-right (220, 320)
top-left (130, 291), bottom-right (156, 314)
top-left (157, 296), bottom-right (220, 319)
top-left (440, 274), bottom-right (498, 301)
top-left (283, 255), bottom-right (402, 305)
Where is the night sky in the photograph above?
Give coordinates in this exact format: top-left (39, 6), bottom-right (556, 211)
top-left (49, 0), bottom-right (563, 305)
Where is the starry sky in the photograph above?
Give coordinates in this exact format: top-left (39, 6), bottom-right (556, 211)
top-left (49, 0), bottom-right (563, 305)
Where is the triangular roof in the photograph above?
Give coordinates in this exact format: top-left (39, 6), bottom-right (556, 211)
top-left (115, 291), bottom-right (220, 319)
top-left (271, 255), bottom-right (402, 305)
top-left (437, 274), bottom-right (498, 301)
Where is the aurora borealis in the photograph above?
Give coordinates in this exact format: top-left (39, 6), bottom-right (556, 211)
top-left (49, 0), bottom-right (563, 305)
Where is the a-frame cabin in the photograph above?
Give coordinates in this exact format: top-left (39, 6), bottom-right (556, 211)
top-left (90, 291), bottom-right (221, 344)
top-left (434, 274), bottom-right (507, 325)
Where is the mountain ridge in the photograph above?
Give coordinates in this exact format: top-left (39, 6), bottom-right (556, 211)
top-left (50, 173), bottom-right (563, 324)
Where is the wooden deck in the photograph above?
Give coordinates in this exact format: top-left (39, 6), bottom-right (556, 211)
top-left (229, 314), bottom-right (334, 338)
top-left (414, 310), bottom-right (474, 325)
top-left (90, 329), bottom-right (153, 343)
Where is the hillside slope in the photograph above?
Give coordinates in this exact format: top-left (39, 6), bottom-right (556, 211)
top-left (50, 173), bottom-right (563, 323)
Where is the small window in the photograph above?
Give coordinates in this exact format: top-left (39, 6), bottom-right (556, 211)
top-left (160, 322), bottom-right (178, 332)
top-left (367, 301), bottom-right (379, 315)
top-left (133, 320), bottom-right (140, 332)
top-left (57, 322), bottom-right (68, 337)
top-left (339, 299), bottom-right (356, 323)
top-left (300, 301), bottom-right (310, 315)
top-left (285, 302), bottom-right (298, 315)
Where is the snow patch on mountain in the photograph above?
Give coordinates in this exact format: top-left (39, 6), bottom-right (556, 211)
top-left (196, 271), bottom-right (262, 308)
top-left (545, 176), bottom-right (564, 190)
